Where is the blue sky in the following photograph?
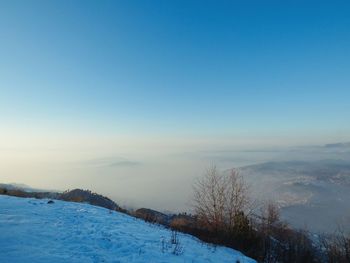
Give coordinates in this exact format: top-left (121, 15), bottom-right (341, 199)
top-left (1, 0), bottom-right (350, 140)
top-left (1, 1), bottom-right (350, 209)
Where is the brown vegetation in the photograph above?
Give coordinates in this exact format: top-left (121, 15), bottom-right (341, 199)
top-left (320, 228), bottom-right (350, 263)
top-left (134, 208), bottom-right (169, 225)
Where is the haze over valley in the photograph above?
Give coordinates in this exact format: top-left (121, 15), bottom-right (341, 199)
top-left (2, 138), bottom-right (350, 233)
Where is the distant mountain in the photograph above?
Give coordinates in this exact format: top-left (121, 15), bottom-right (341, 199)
top-left (60, 189), bottom-right (123, 211)
top-left (0, 183), bottom-right (59, 193)
top-left (0, 186), bottom-right (124, 212)
top-left (324, 142), bottom-right (350, 148)
top-left (238, 159), bottom-right (350, 233)
top-left (0, 183), bottom-right (41, 192)
top-left (241, 159), bottom-right (350, 186)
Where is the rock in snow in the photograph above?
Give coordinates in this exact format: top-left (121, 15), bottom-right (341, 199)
top-left (0, 195), bottom-right (255, 263)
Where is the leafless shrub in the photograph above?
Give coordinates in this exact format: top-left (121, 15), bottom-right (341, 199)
top-left (320, 227), bottom-right (350, 263)
top-left (259, 201), bottom-right (281, 235)
top-left (171, 231), bottom-right (184, 255)
top-left (160, 230), bottom-right (184, 256)
top-left (192, 166), bottom-right (250, 232)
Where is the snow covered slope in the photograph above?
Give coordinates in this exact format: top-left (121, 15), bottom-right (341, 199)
top-left (0, 195), bottom-right (255, 263)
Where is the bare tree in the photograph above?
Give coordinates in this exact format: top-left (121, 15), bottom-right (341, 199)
top-left (192, 165), bottom-right (250, 232)
top-left (192, 165), bottom-right (225, 231)
top-left (320, 226), bottom-right (350, 263)
top-left (224, 169), bottom-right (250, 230)
top-left (260, 200), bottom-right (280, 229)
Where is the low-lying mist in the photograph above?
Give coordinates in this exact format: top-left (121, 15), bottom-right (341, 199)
top-left (1, 141), bottom-right (350, 233)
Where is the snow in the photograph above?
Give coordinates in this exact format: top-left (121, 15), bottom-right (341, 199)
top-left (0, 195), bottom-right (255, 263)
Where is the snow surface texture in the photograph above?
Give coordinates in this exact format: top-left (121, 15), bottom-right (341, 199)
top-left (0, 195), bottom-right (255, 263)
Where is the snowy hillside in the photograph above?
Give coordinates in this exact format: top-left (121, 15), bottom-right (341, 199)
top-left (0, 195), bottom-right (255, 263)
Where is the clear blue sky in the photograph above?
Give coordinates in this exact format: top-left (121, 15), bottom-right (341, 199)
top-left (1, 0), bottom-right (349, 140)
